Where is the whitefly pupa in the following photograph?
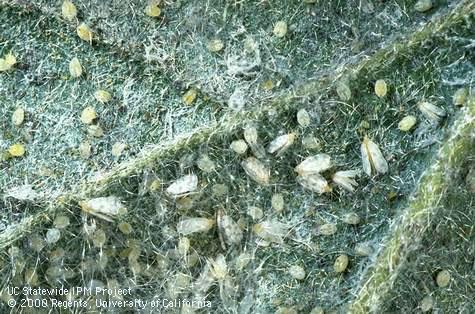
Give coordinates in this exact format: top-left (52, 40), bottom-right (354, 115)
top-left (230, 139), bottom-right (248, 155)
top-left (241, 157), bottom-right (270, 185)
top-left (267, 133), bottom-right (296, 156)
top-left (62, 0), bottom-right (77, 21)
top-left (288, 265), bottom-right (306, 280)
top-left (243, 125), bottom-right (266, 158)
top-left (216, 209), bottom-right (243, 249)
top-left (436, 269), bottom-right (451, 288)
top-left (297, 108), bottom-right (311, 127)
top-left (297, 173), bottom-right (332, 194)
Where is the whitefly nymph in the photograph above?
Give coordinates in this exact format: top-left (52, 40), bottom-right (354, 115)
top-left (166, 174), bottom-right (198, 198)
top-left (243, 125), bottom-right (266, 158)
top-left (241, 157), bottom-right (270, 185)
top-left (288, 265), bottom-right (306, 280)
top-left (216, 209), bottom-right (243, 249)
top-left (267, 133), bottom-right (296, 156)
top-left (12, 107), bottom-right (25, 126)
top-left (62, 0), bottom-right (77, 21)
top-left (336, 79), bottom-right (352, 101)
top-left (297, 108), bottom-right (311, 127)
top-left (360, 136), bottom-right (388, 176)
top-left (69, 57), bottom-right (82, 78)
top-left (244, 125), bottom-right (259, 146)
top-left (209, 254), bottom-right (228, 280)
top-left (230, 139), bottom-right (248, 155)
top-left (297, 173), bottom-right (332, 194)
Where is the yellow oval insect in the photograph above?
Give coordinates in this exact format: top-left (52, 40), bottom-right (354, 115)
top-left (207, 39), bottom-right (224, 52)
top-left (94, 89), bottom-right (112, 103)
top-left (69, 57), bottom-right (82, 78)
top-left (334, 254), bottom-right (349, 273)
top-left (145, 1), bottom-right (161, 17)
top-left (374, 79), bottom-right (388, 97)
top-left (62, 0), bottom-right (77, 21)
top-left (77, 23), bottom-right (93, 42)
top-left (12, 107), bottom-right (25, 126)
top-left (273, 21), bottom-right (288, 38)
top-left (182, 88), bottom-right (197, 105)
top-left (8, 143), bottom-right (25, 157)
top-left (398, 115), bottom-right (417, 131)
top-left (80, 106), bottom-right (97, 124)
top-left (241, 157), bottom-right (270, 185)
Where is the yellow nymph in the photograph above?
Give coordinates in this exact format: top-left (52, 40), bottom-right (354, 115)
top-left (62, 0), bottom-right (77, 21)
top-left (182, 88), bottom-right (198, 105)
top-left (0, 53), bottom-right (16, 72)
top-left (374, 79), bottom-right (388, 97)
top-left (145, 1), bottom-right (161, 17)
top-left (398, 115), bottom-right (417, 131)
top-left (334, 254), bottom-right (349, 273)
top-left (94, 89), bottom-right (112, 103)
top-left (273, 21), bottom-right (288, 38)
top-left (12, 107), bottom-right (25, 126)
top-left (8, 143), bottom-right (25, 157)
top-left (77, 23), bottom-right (93, 42)
top-left (80, 107), bottom-right (97, 124)
top-left (69, 57), bottom-right (83, 78)
top-left (4, 53), bottom-right (16, 67)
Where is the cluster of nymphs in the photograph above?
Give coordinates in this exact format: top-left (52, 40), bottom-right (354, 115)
top-left (62, 0), bottom-right (163, 155)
